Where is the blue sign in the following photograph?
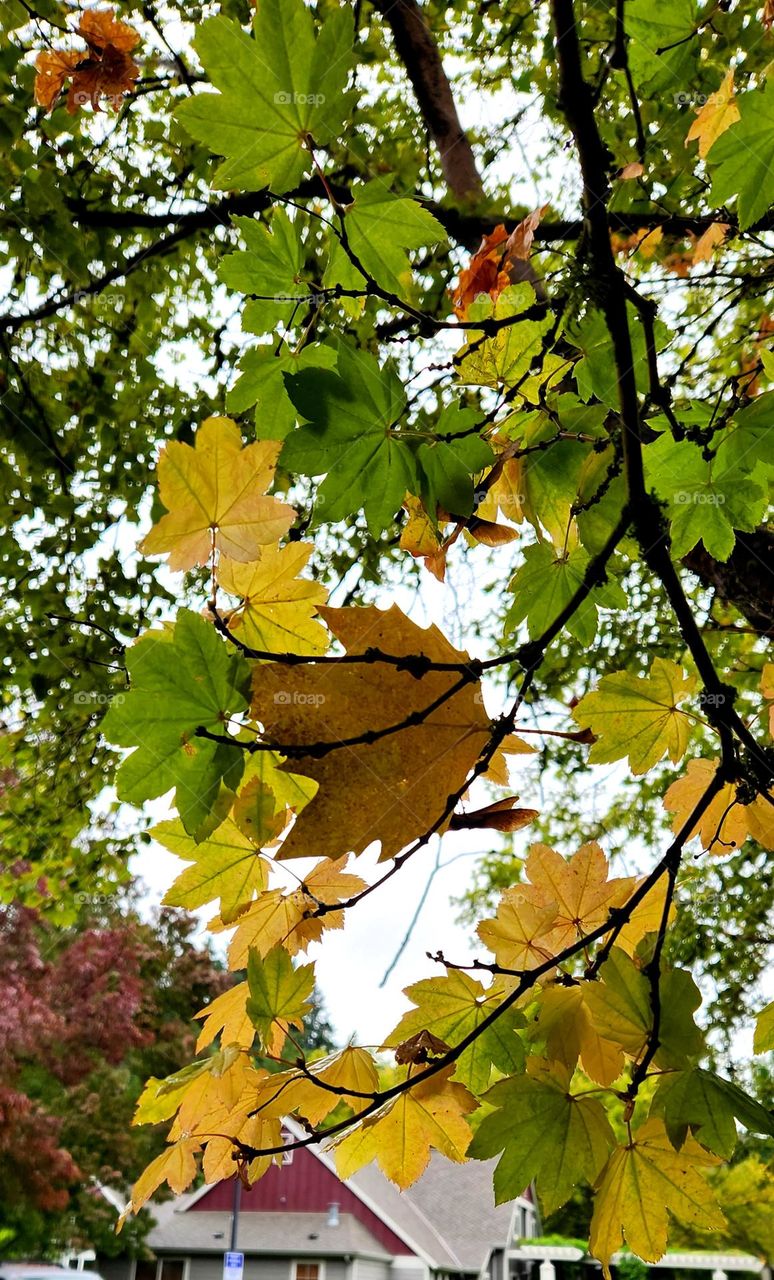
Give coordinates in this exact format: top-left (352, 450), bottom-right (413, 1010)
top-left (223, 1252), bottom-right (244, 1280)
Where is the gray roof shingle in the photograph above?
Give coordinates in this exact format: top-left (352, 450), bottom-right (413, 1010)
top-left (148, 1211), bottom-right (391, 1259)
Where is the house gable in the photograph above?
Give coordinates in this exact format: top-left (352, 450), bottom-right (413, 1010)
top-left (189, 1148), bottom-right (414, 1259)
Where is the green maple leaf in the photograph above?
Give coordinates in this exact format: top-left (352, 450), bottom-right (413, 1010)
top-left (624, 0), bottom-right (699, 92)
top-left (584, 949), bottom-right (705, 1069)
top-left (507, 542), bottom-right (627, 647)
top-left (707, 81), bottom-right (774, 230)
top-left (468, 1059), bottom-right (615, 1211)
top-left (384, 970), bottom-right (525, 1094)
top-left (457, 284), bottom-right (552, 390)
top-left (647, 433), bottom-right (766, 562)
top-left (102, 610), bottom-right (248, 832)
top-left (282, 344), bottom-right (416, 534)
top-left (416, 405), bottom-right (494, 518)
top-left (219, 210), bottom-right (307, 334)
top-left (570, 308), bottom-right (651, 409)
top-left (175, 0), bottom-right (355, 193)
top-left (246, 944), bottom-right (315, 1054)
top-left (228, 343), bottom-right (337, 440)
top-left (571, 657), bottom-right (696, 775)
top-left (155, 813), bottom-right (270, 925)
top-left (325, 181), bottom-right (446, 296)
top-left (754, 999), bottom-right (774, 1054)
top-left (652, 1067), bottom-right (774, 1157)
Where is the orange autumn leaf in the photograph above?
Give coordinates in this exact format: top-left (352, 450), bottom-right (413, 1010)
top-left (34, 8), bottom-right (140, 115)
top-left (452, 224), bottom-right (510, 318)
top-left (34, 49), bottom-right (82, 111)
top-left (79, 7), bottom-right (140, 52)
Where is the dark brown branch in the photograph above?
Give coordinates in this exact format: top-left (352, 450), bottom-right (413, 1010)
top-left (370, 0), bottom-right (483, 202)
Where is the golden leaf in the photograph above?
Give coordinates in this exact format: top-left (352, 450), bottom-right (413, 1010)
top-left (139, 416), bottom-right (295, 571)
top-left (219, 541), bottom-right (328, 655)
top-left (250, 604), bottom-right (491, 861)
top-left (589, 1119), bottom-right (724, 1276)
top-left (685, 71), bottom-right (740, 160)
top-left (331, 1065), bottom-right (476, 1188)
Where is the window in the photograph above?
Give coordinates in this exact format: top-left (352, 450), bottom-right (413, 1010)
top-left (160, 1263), bottom-right (185, 1280)
top-left (281, 1127), bottom-right (295, 1165)
top-left (294, 1263), bottom-right (322, 1280)
top-left (133, 1260), bottom-right (186, 1280)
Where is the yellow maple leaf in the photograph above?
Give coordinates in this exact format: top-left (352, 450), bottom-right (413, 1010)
top-left (663, 756), bottom-right (774, 853)
top-left (686, 71), bottom-right (741, 160)
top-left (139, 416), bottom-right (295, 570)
top-left (516, 841), bottom-right (636, 950)
top-left (534, 983), bottom-right (625, 1086)
top-left (156, 811), bottom-right (272, 923)
top-left (331, 1065), bottom-right (476, 1188)
top-left (693, 222), bottom-right (729, 264)
top-left (637, 226), bottom-right (663, 259)
top-left (219, 857), bottom-right (366, 967)
top-left (195, 981), bottom-right (255, 1052)
top-left (477, 895), bottom-right (562, 972)
top-left (247, 1046), bottom-right (379, 1128)
top-left (218, 541), bottom-right (329, 654)
top-left (120, 1137), bottom-right (200, 1225)
top-left (484, 731), bottom-right (538, 785)
top-left (250, 604), bottom-right (491, 861)
top-left (572, 657), bottom-right (696, 775)
top-left (589, 1119), bottom-right (725, 1276)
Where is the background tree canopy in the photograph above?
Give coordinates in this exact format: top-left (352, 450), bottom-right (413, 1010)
top-left (0, 0), bottom-right (773, 1267)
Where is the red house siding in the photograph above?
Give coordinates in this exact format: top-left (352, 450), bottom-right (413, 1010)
top-left (190, 1148), bottom-right (414, 1258)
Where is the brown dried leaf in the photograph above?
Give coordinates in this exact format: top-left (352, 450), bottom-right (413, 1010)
top-left (394, 1029), bottom-right (452, 1064)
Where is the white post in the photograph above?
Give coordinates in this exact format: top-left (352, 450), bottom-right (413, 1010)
top-left (712, 1270), bottom-right (728, 1280)
top-left (539, 1262), bottom-right (556, 1280)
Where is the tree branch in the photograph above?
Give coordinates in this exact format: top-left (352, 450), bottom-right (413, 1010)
top-left (370, 0), bottom-right (484, 202)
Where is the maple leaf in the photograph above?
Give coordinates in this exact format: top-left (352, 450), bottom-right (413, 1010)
top-left (250, 604), bottom-right (491, 862)
top-left (34, 9), bottom-right (140, 114)
top-left (249, 1045), bottom-right (380, 1129)
top-left (218, 541), bottom-right (328, 655)
top-left (693, 222), bottom-right (729, 264)
top-left (754, 999), bottom-right (774, 1054)
top-left (572, 657), bottom-right (696, 774)
top-left (246, 944), bottom-right (315, 1055)
top-left (195, 981), bottom-right (255, 1052)
top-left (686, 71), bottom-right (741, 160)
top-left (532, 984), bottom-right (624, 1087)
top-left (503, 205), bottom-right (549, 264)
top-left (332, 1065), bottom-right (476, 1188)
top-left (452, 225), bottom-right (510, 318)
top-left (156, 810), bottom-right (273, 924)
top-left (139, 416), bottom-right (295, 571)
top-left (384, 970), bottom-right (525, 1093)
top-left (468, 1058), bottom-right (615, 1211)
top-left (174, 0), bottom-right (354, 193)
top-left (589, 1119), bottom-right (725, 1275)
top-left (221, 857), bottom-right (366, 965)
top-left (399, 497), bottom-right (449, 581)
top-left (34, 50), bottom-right (81, 112)
top-left (584, 949), bottom-right (704, 1068)
top-left (101, 609), bottom-right (249, 834)
top-left (477, 896), bottom-right (562, 972)
top-left (651, 1066), bottom-right (774, 1158)
top-left (120, 1137), bottom-right (200, 1225)
top-left (663, 756), bottom-right (774, 853)
top-left (514, 840), bottom-right (636, 951)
